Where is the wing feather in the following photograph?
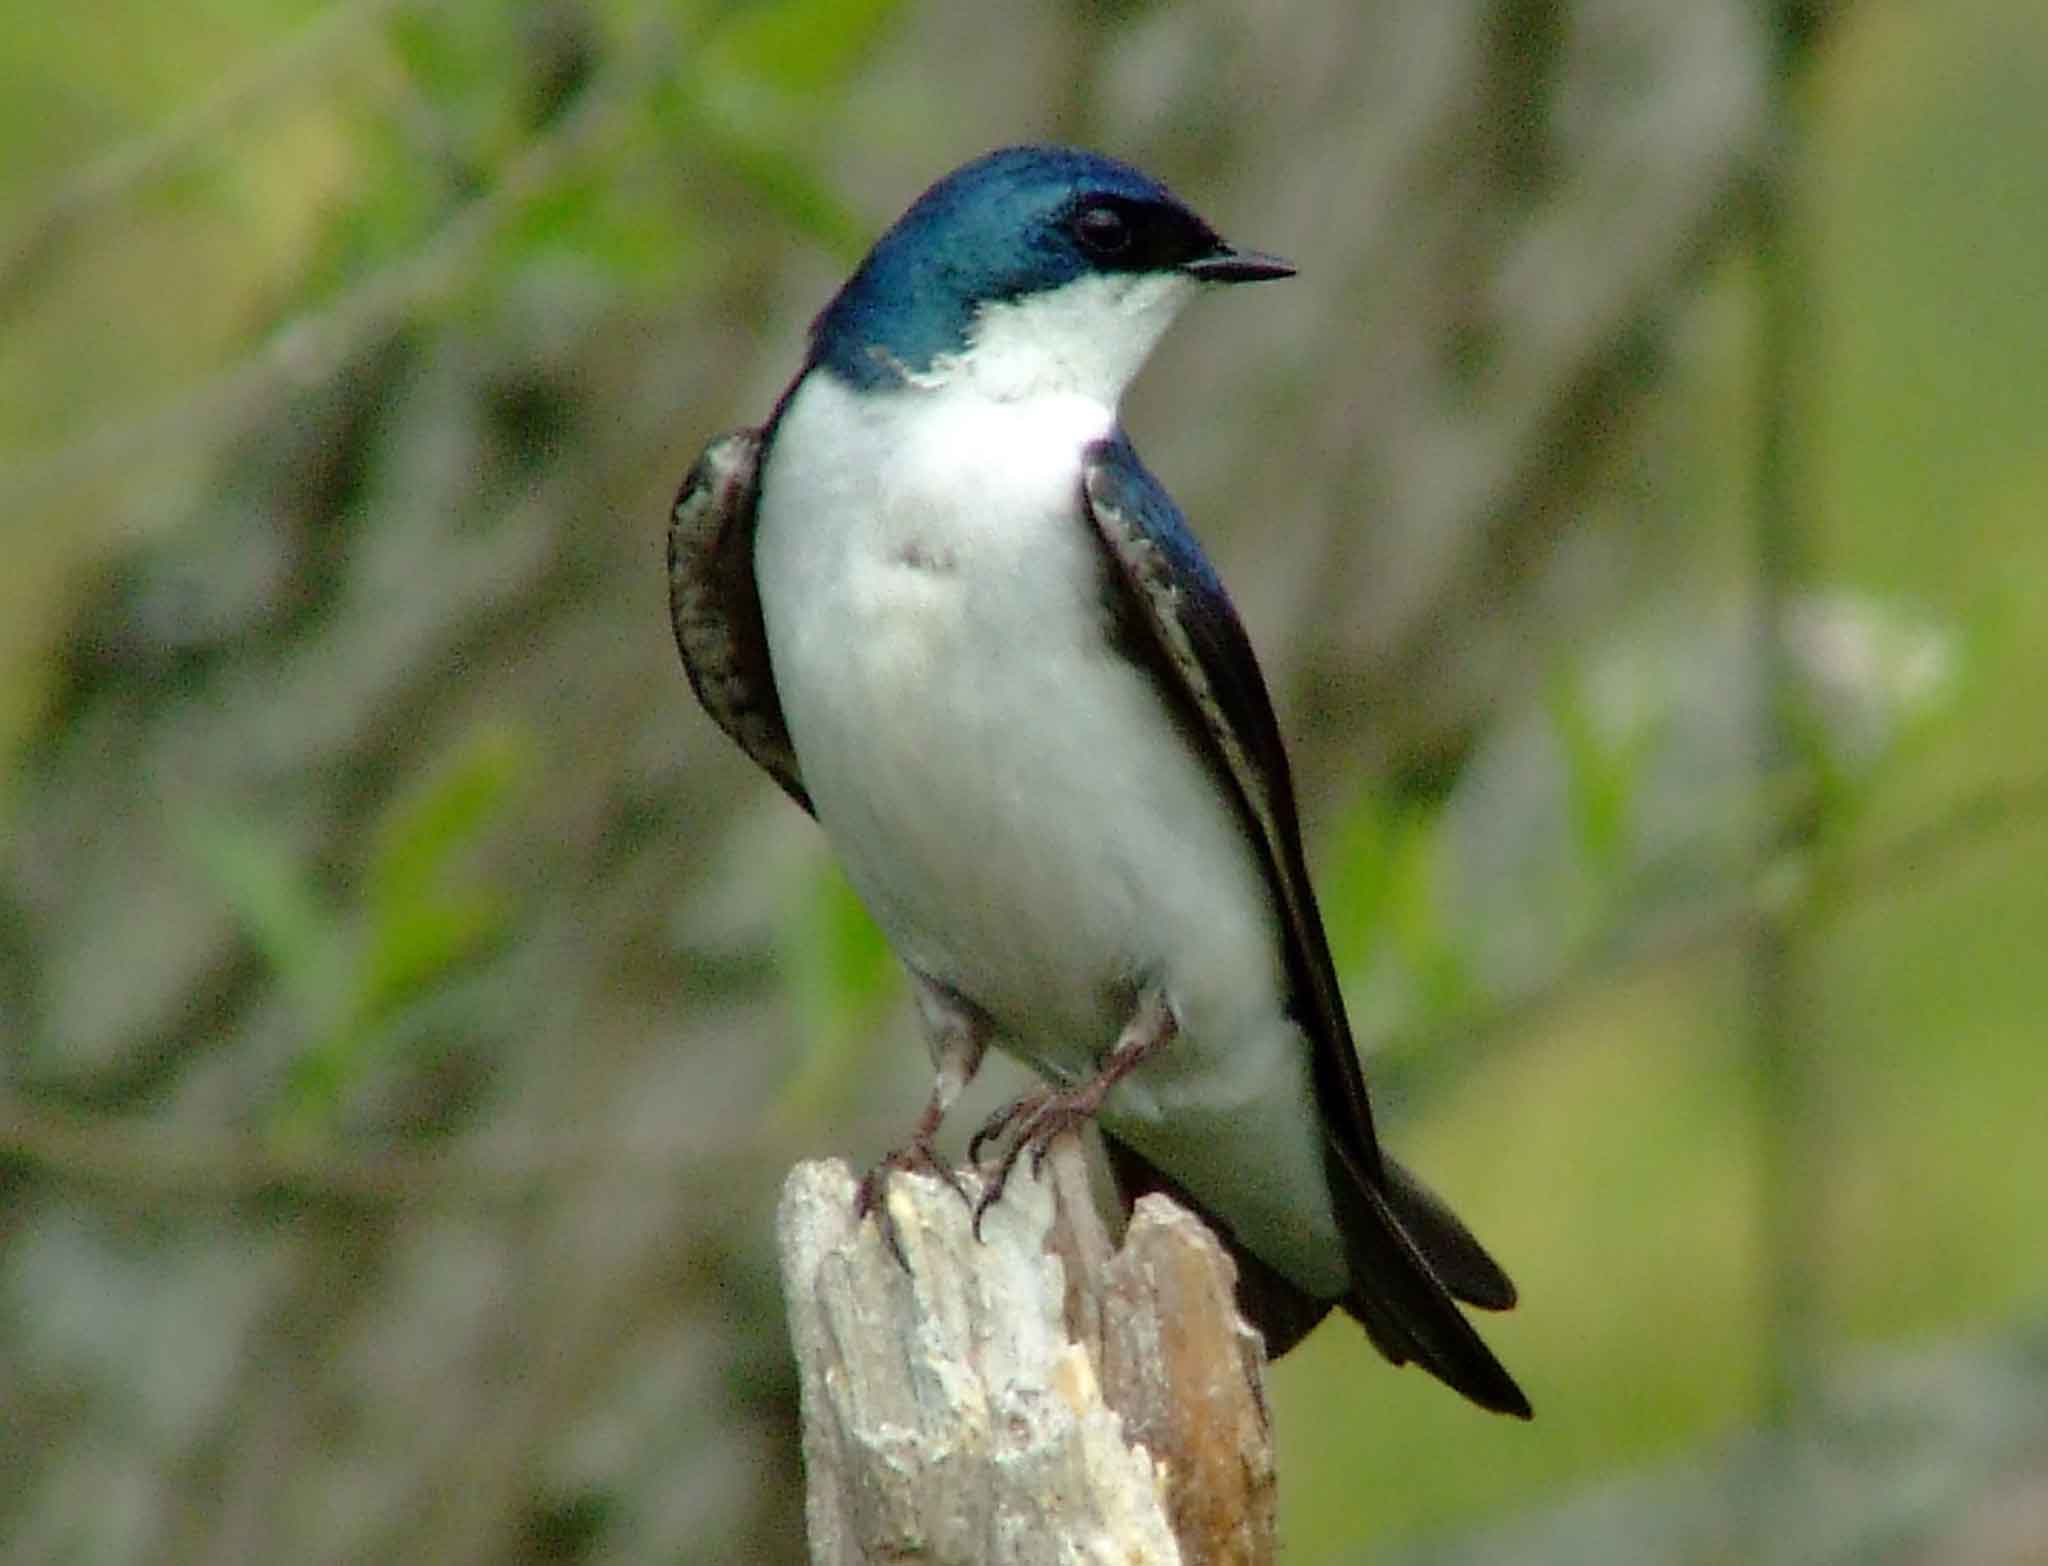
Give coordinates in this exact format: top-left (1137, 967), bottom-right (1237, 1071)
top-left (1082, 434), bottom-right (1375, 1165)
top-left (1082, 433), bottom-right (1529, 1417)
top-left (667, 429), bottom-right (811, 814)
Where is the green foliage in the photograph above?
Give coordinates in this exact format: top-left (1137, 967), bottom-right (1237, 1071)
top-left (1546, 665), bottom-right (1648, 880)
top-left (1322, 788), bottom-right (1474, 1044)
top-left (675, 124), bottom-right (871, 262)
top-left (770, 859), bottom-right (901, 1127)
top-left (703, 0), bottom-right (906, 94)
top-left (182, 811), bottom-right (352, 1027)
top-left (385, 0), bottom-right (556, 171)
top-left (496, 169), bottom-right (685, 282)
top-left (354, 724), bottom-right (529, 1030)
top-left (662, 0), bottom-right (914, 262)
top-left (185, 723), bottom-right (535, 1141)
top-left (291, 110), bottom-right (445, 311)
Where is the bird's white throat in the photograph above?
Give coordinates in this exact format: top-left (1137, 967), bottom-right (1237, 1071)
top-left (907, 269), bottom-right (1199, 405)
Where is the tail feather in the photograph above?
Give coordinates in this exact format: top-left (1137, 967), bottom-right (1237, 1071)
top-left (1328, 1143), bottom-right (1531, 1418)
top-left (1102, 1134), bottom-right (1529, 1415)
top-left (1380, 1155), bottom-right (1517, 1311)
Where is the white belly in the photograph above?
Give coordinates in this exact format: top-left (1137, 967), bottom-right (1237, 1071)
top-left (754, 369), bottom-right (1346, 1292)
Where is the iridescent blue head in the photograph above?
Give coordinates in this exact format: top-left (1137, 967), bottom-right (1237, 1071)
top-left (808, 146), bottom-right (1293, 399)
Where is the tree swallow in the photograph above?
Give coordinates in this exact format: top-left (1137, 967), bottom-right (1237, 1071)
top-left (669, 146), bottom-right (1529, 1417)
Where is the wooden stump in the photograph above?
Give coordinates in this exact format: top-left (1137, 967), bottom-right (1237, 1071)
top-left (776, 1149), bottom-right (1276, 1565)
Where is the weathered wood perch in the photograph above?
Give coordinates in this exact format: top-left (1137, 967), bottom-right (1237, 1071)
top-left (777, 1148), bottom-right (1276, 1565)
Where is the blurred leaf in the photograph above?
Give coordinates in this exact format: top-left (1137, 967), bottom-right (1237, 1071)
top-left (771, 859), bottom-right (899, 1125)
top-left (813, 861), bottom-right (895, 1014)
top-left (363, 721), bottom-right (532, 924)
top-left (274, 1045), bottom-right (356, 1138)
top-left (1324, 788), bottom-right (1473, 1031)
top-left (658, 0), bottom-right (904, 262)
top-left (180, 808), bottom-right (348, 1021)
top-left (706, 131), bottom-right (870, 260)
top-left (659, 81), bottom-right (870, 260)
top-left (1384, 802), bottom-right (1473, 1024)
top-left (1322, 787), bottom-right (1399, 977)
top-left (496, 169), bottom-right (689, 281)
top-left (383, 0), bottom-right (533, 168)
top-left (387, 7), bottom-right (491, 108)
top-left (296, 118), bottom-right (442, 307)
top-left (354, 888), bottom-right (507, 1028)
top-left (704, 0), bottom-right (906, 95)
top-left (267, 725), bottom-right (531, 1135)
top-left (1548, 666), bottom-right (1645, 877)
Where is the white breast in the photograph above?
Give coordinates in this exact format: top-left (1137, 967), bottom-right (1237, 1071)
top-left (753, 367), bottom-right (1346, 1293)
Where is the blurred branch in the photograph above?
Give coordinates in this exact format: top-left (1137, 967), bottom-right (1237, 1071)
top-left (1849, 774), bottom-right (2048, 891)
top-left (0, 0), bottom-right (420, 327)
top-left (0, 1095), bottom-right (786, 1211)
top-left (1287, 0), bottom-right (1775, 778)
top-left (1397, 769), bottom-right (2048, 1068)
top-left (778, 1155), bottom-right (1274, 1566)
top-left (1750, 0), bottom-right (1826, 1449)
top-left (1381, 1332), bottom-right (2048, 1566)
top-left (6, 770), bottom-right (2041, 1218)
top-left (0, 8), bottom-right (649, 521)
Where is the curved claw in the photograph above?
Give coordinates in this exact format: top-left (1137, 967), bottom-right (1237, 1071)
top-left (968, 1089), bottom-right (1091, 1240)
top-left (855, 1137), bottom-right (971, 1270)
top-left (967, 1096), bottom-right (1030, 1167)
top-left (968, 989), bottom-right (1183, 1239)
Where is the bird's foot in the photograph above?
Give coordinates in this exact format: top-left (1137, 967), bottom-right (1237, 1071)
top-left (968, 989), bottom-right (1178, 1238)
top-left (854, 1133), bottom-right (971, 1270)
top-left (967, 1085), bottom-right (1106, 1239)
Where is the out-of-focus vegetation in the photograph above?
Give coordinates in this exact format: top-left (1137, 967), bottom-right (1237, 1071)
top-left (3, 1), bottom-right (2044, 1562)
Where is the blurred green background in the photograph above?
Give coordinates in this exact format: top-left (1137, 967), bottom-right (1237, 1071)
top-left (3, 1), bottom-right (2045, 1561)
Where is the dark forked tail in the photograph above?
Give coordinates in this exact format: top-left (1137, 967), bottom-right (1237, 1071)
top-left (1102, 1135), bottom-right (1529, 1417)
top-left (1330, 1146), bottom-right (1530, 1418)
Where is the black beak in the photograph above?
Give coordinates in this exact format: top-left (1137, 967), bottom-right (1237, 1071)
top-left (1183, 246), bottom-right (1296, 284)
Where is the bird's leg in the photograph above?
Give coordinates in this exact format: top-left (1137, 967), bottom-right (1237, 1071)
top-left (970, 987), bottom-right (1178, 1237)
top-left (855, 972), bottom-right (990, 1267)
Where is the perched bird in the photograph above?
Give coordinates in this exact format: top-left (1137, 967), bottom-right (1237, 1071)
top-left (669, 146), bottom-right (1529, 1417)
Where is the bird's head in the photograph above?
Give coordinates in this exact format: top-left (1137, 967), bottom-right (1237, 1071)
top-left (808, 146), bottom-right (1292, 405)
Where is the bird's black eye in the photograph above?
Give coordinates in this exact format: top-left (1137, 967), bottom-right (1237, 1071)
top-left (1072, 202), bottom-right (1132, 258)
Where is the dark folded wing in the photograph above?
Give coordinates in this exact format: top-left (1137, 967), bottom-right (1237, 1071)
top-left (1082, 432), bottom-right (1529, 1416)
top-left (1081, 430), bottom-right (1375, 1172)
top-left (667, 428), bottom-right (812, 814)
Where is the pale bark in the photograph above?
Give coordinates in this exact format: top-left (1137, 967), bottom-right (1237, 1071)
top-left (777, 1151), bottom-right (1276, 1566)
